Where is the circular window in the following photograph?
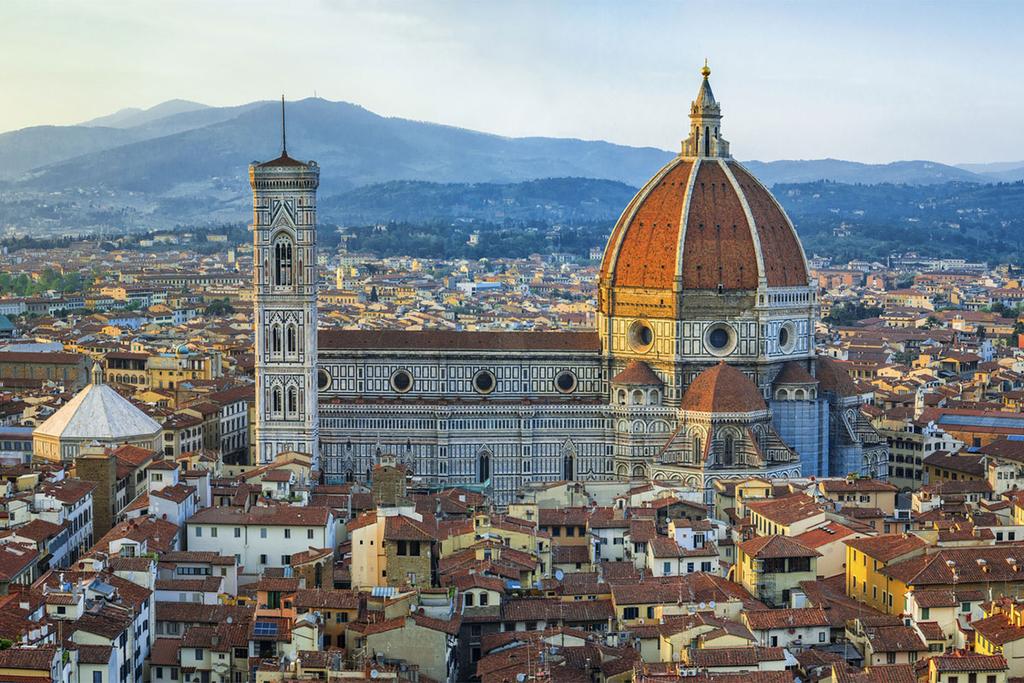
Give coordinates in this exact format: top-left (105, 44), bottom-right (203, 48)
top-left (317, 369), bottom-right (331, 391)
top-left (704, 323), bottom-right (736, 356)
top-left (391, 369), bottom-right (413, 393)
top-left (473, 370), bottom-right (496, 394)
top-left (778, 322), bottom-right (796, 353)
top-left (628, 320), bottom-right (655, 353)
top-left (554, 370), bottom-right (577, 394)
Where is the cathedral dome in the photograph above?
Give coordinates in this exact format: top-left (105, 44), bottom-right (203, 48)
top-left (679, 362), bottom-right (766, 413)
top-left (599, 157), bottom-right (808, 295)
top-left (598, 65), bottom-right (809, 319)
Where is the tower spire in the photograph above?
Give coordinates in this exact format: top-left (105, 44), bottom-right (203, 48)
top-left (682, 62), bottom-right (730, 158)
top-left (280, 95), bottom-right (287, 156)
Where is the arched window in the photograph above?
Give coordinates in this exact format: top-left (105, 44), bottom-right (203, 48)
top-left (272, 387), bottom-right (283, 414)
top-left (723, 433), bottom-right (735, 466)
top-left (693, 436), bottom-right (703, 463)
top-left (273, 235), bottom-right (294, 287)
top-left (287, 386), bottom-right (298, 416)
top-left (631, 389), bottom-right (644, 405)
top-left (286, 324), bottom-right (297, 355)
top-left (314, 562), bottom-right (323, 589)
top-left (271, 324), bottom-right (282, 354)
top-left (563, 454), bottom-right (575, 481)
top-left (478, 453), bottom-right (490, 483)
top-left (704, 126), bottom-right (710, 156)
top-left (617, 389), bottom-right (627, 405)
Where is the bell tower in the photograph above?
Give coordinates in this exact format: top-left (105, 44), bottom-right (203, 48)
top-left (249, 97), bottom-right (320, 465)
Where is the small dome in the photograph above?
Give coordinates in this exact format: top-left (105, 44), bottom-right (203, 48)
top-left (680, 362), bottom-right (766, 413)
top-left (611, 361), bottom-right (663, 386)
top-left (815, 357), bottom-right (861, 397)
top-left (773, 361), bottom-right (819, 386)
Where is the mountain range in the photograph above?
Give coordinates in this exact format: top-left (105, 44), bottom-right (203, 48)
top-left (1, 97), bottom-right (1024, 233)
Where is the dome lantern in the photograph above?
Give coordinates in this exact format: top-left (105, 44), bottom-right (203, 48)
top-left (683, 61), bottom-right (730, 158)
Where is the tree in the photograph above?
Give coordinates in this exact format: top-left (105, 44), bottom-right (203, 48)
top-left (204, 298), bottom-right (235, 316)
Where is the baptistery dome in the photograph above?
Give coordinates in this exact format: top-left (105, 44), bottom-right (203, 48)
top-left (597, 64), bottom-right (818, 404)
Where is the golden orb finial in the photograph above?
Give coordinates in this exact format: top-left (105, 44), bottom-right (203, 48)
top-left (701, 59), bottom-right (711, 78)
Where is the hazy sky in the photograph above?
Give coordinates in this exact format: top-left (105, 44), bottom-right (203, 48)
top-left (4, 0), bottom-right (1024, 164)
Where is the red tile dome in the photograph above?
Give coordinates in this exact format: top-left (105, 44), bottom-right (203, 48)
top-left (599, 157), bottom-right (808, 294)
top-left (680, 362), bottom-right (767, 414)
top-left (598, 65), bottom-right (809, 319)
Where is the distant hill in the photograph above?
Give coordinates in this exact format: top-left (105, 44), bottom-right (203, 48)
top-left (744, 158), bottom-right (985, 186)
top-left (321, 177), bottom-right (637, 224)
top-left (956, 161), bottom-right (1024, 183)
top-left (80, 99), bottom-right (210, 128)
top-left (6, 98), bottom-right (674, 194)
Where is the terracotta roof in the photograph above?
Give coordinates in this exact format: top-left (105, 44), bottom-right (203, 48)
top-left (973, 613), bottom-right (1024, 646)
top-left (794, 522), bottom-right (857, 549)
top-left (863, 624), bottom-right (927, 653)
top-left (188, 504), bottom-right (330, 527)
top-left (685, 645), bottom-right (785, 668)
top-left (816, 357), bottom-right (861, 397)
top-left (773, 361), bottom-right (818, 386)
top-left (0, 646), bottom-right (57, 671)
top-left (844, 534), bottom-right (927, 563)
top-left (745, 493), bottom-right (822, 526)
top-left (916, 621), bottom-right (945, 641)
top-left (282, 588), bottom-right (354, 612)
top-left (744, 607), bottom-right (828, 630)
top-left (680, 362), bottom-right (766, 413)
top-left (819, 478), bottom-right (897, 493)
top-left (611, 361), bottom-right (663, 386)
top-left (738, 534), bottom-right (819, 560)
top-left (930, 653), bottom-right (1007, 673)
top-left (256, 152), bottom-right (310, 168)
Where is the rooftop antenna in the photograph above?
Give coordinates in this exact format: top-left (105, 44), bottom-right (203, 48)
top-left (280, 95), bottom-right (287, 156)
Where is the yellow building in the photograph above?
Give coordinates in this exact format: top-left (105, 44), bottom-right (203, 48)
top-left (735, 535), bottom-right (819, 607)
top-left (974, 599), bottom-right (1024, 667)
top-left (745, 493), bottom-right (825, 537)
top-left (844, 534), bottom-right (928, 614)
top-left (927, 654), bottom-right (1008, 683)
top-left (817, 478), bottom-right (898, 515)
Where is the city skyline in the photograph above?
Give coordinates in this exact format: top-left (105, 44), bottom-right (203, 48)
top-left (5, 0), bottom-right (1024, 164)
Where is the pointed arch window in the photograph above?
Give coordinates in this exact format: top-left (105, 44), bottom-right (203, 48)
top-left (287, 386), bottom-right (298, 416)
top-left (478, 452), bottom-right (491, 483)
top-left (272, 387), bottom-right (283, 414)
top-left (286, 323), bottom-right (297, 355)
top-left (273, 235), bottom-right (294, 287)
top-left (693, 436), bottom-right (702, 464)
top-left (271, 324), bottom-right (282, 354)
top-left (723, 433), bottom-right (735, 466)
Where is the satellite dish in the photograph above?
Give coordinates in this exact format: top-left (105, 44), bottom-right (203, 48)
top-left (708, 600), bottom-right (716, 609)
top-left (516, 674), bottom-right (527, 683)
top-left (226, 616), bottom-right (233, 624)
top-left (554, 569), bottom-right (565, 581)
top-left (699, 602), bottom-right (706, 609)
top-left (370, 670), bottom-right (380, 680)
